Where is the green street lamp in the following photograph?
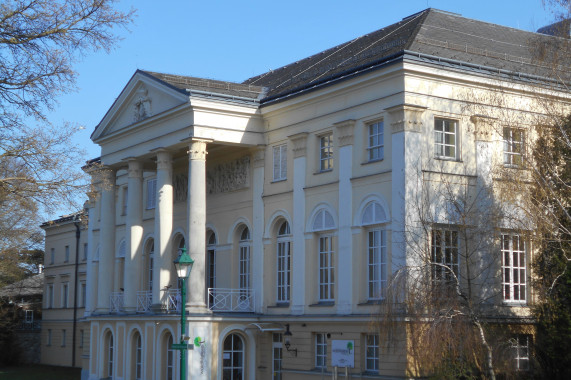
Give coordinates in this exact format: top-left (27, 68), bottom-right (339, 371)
top-left (173, 247), bottom-right (194, 380)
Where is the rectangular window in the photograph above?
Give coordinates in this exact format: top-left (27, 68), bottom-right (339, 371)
top-left (46, 284), bottom-right (54, 308)
top-left (502, 234), bottom-right (526, 303)
top-left (319, 133), bottom-right (333, 171)
top-left (47, 329), bottom-right (52, 346)
top-left (431, 228), bottom-right (459, 285)
top-left (273, 333), bottom-right (282, 380)
top-left (511, 335), bottom-right (530, 370)
top-left (368, 229), bottom-right (387, 300)
top-left (315, 333), bottom-right (327, 369)
top-left (503, 127), bottom-right (524, 167)
top-left (319, 236), bottom-right (334, 301)
top-left (80, 282), bottom-right (87, 308)
top-left (434, 118), bottom-right (458, 159)
top-left (122, 186), bottom-right (128, 215)
top-left (50, 248), bottom-right (55, 265)
top-left (80, 330), bottom-right (84, 348)
top-left (239, 243), bottom-right (251, 292)
top-left (61, 329), bottom-right (66, 347)
top-left (365, 334), bottom-right (380, 372)
top-left (146, 178), bottom-right (157, 209)
top-left (367, 121), bottom-right (384, 161)
top-left (273, 144), bottom-right (287, 181)
top-left (62, 282), bottom-right (69, 308)
top-left (83, 243), bottom-right (88, 261)
top-left (65, 245), bottom-right (70, 262)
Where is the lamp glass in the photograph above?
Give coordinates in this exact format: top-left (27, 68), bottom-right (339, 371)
top-left (174, 248), bottom-right (194, 279)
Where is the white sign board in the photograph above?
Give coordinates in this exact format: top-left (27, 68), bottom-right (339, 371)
top-left (331, 340), bottom-right (355, 368)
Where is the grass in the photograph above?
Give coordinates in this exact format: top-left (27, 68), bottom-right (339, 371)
top-left (0, 364), bottom-right (81, 380)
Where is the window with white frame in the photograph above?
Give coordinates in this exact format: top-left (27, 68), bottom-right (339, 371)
top-left (80, 330), bottom-right (84, 348)
top-left (61, 329), bottom-right (66, 347)
top-left (223, 334), bottom-right (244, 379)
top-left (146, 240), bottom-right (154, 292)
top-left (46, 284), bottom-right (54, 308)
top-left (365, 334), bottom-right (380, 372)
top-left (431, 228), bottom-right (459, 285)
top-left (315, 333), bottom-right (327, 369)
top-left (276, 221), bottom-right (291, 304)
top-left (272, 333), bottom-right (282, 380)
top-left (50, 248), bottom-right (54, 264)
top-left (107, 333), bottom-right (114, 378)
top-left (319, 133), bottom-right (333, 171)
top-left (80, 282), bottom-right (86, 308)
top-left (503, 127), bottom-right (524, 167)
top-left (166, 334), bottom-right (175, 380)
top-left (146, 178), bottom-right (157, 209)
top-left (62, 282), bottom-right (69, 308)
top-left (511, 335), bottom-right (530, 370)
top-left (319, 235), bottom-right (334, 301)
top-left (434, 118), bottom-right (458, 159)
top-left (367, 121), bottom-right (384, 161)
top-left (65, 245), bottom-right (70, 262)
top-left (239, 227), bottom-right (251, 294)
top-left (135, 333), bottom-right (143, 380)
top-left (361, 201), bottom-right (388, 300)
top-left (273, 144), bottom-right (287, 181)
top-left (502, 234), bottom-right (526, 303)
top-left (122, 186), bottom-right (128, 215)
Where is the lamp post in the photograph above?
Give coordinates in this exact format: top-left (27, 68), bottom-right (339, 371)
top-left (173, 247), bottom-right (194, 380)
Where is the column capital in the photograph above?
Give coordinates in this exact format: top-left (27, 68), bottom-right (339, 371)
top-left (288, 132), bottom-right (308, 158)
top-left (252, 146), bottom-right (265, 168)
top-left (155, 149), bottom-right (173, 171)
top-left (470, 114), bottom-right (498, 142)
top-left (126, 159), bottom-right (143, 178)
top-left (186, 138), bottom-right (212, 161)
top-left (334, 119), bottom-right (356, 147)
top-left (386, 103), bottom-right (428, 134)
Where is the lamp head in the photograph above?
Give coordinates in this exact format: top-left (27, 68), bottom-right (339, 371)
top-left (174, 247), bottom-right (194, 279)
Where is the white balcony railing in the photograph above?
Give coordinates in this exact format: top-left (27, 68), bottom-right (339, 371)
top-left (109, 292), bottom-right (124, 313)
top-left (136, 291), bottom-right (152, 313)
top-left (208, 288), bottom-right (255, 312)
top-left (163, 289), bottom-right (181, 313)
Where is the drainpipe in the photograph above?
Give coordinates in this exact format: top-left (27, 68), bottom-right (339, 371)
top-left (72, 214), bottom-right (81, 367)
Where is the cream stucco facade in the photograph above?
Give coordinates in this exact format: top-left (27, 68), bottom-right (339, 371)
top-left (42, 8), bottom-right (570, 380)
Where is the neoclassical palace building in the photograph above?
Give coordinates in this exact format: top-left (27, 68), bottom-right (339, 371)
top-left (42, 8), bottom-right (570, 380)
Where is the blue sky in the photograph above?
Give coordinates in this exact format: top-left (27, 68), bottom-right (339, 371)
top-left (47, 0), bottom-right (558, 161)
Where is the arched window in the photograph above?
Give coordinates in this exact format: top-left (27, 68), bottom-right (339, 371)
top-left (172, 235), bottom-right (186, 289)
top-left (311, 208), bottom-right (336, 302)
top-left (131, 332), bottom-right (142, 380)
top-left (239, 227), bottom-right (251, 293)
top-left (207, 231), bottom-right (217, 306)
top-left (276, 221), bottom-right (291, 304)
top-left (159, 332), bottom-right (175, 380)
top-left (145, 240), bottom-right (155, 292)
top-left (361, 201), bottom-right (387, 300)
top-left (104, 331), bottom-right (114, 378)
top-left (223, 333), bottom-right (244, 380)
top-left (166, 334), bottom-right (175, 380)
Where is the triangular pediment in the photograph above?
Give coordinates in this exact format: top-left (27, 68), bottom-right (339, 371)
top-left (91, 70), bottom-right (189, 142)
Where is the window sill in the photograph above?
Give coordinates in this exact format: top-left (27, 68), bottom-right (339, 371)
top-left (357, 299), bottom-right (385, 306)
top-left (361, 158), bottom-right (383, 165)
top-left (309, 301), bottom-right (335, 307)
top-left (268, 303), bottom-right (290, 308)
top-left (434, 156), bottom-right (462, 162)
top-left (271, 178), bottom-right (287, 183)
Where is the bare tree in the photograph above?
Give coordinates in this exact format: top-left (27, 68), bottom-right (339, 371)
top-left (0, 1), bottom-right (133, 276)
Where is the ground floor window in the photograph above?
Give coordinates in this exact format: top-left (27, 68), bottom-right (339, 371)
top-left (365, 334), bottom-right (379, 372)
top-left (272, 333), bottom-right (282, 380)
top-left (511, 335), bottom-right (530, 370)
top-left (315, 333), bottom-right (327, 369)
top-left (223, 333), bottom-right (244, 380)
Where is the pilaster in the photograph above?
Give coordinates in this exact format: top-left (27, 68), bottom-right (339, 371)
top-left (251, 147), bottom-right (265, 313)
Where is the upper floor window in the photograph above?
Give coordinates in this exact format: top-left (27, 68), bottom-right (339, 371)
top-left (146, 178), bottom-right (157, 209)
top-left (431, 228), bottom-right (459, 285)
top-left (50, 248), bottom-right (54, 265)
top-left (46, 284), bottom-right (54, 308)
top-left (361, 201), bottom-right (388, 301)
top-left (239, 227), bottom-right (251, 292)
top-left (207, 231), bottom-right (217, 306)
top-left (83, 243), bottom-right (88, 261)
top-left (61, 282), bottom-right (69, 308)
top-left (319, 133), bottom-right (333, 171)
top-left (502, 234), bottom-right (526, 303)
top-left (64, 245), bottom-right (70, 263)
top-left (276, 221), bottom-right (291, 304)
top-left (503, 127), bottom-right (524, 167)
top-left (367, 121), bottom-right (384, 161)
top-left (273, 144), bottom-right (287, 181)
top-left (122, 186), bottom-right (128, 215)
top-left (434, 118), bottom-right (458, 159)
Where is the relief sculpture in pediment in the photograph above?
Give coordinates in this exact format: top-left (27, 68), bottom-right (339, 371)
top-left (133, 85), bottom-right (152, 122)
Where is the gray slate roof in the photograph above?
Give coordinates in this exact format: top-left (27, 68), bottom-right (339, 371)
top-left (143, 8), bottom-right (569, 106)
top-left (0, 273), bottom-right (43, 299)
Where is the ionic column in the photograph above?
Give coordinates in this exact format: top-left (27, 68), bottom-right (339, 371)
top-left (124, 159), bottom-right (144, 312)
top-left (186, 138), bottom-right (211, 311)
top-left (335, 120), bottom-right (355, 315)
top-left (288, 132), bottom-right (307, 315)
top-left (96, 167), bottom-right (116, 313)
top-left (153, 149), bottom-right (173, 310)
